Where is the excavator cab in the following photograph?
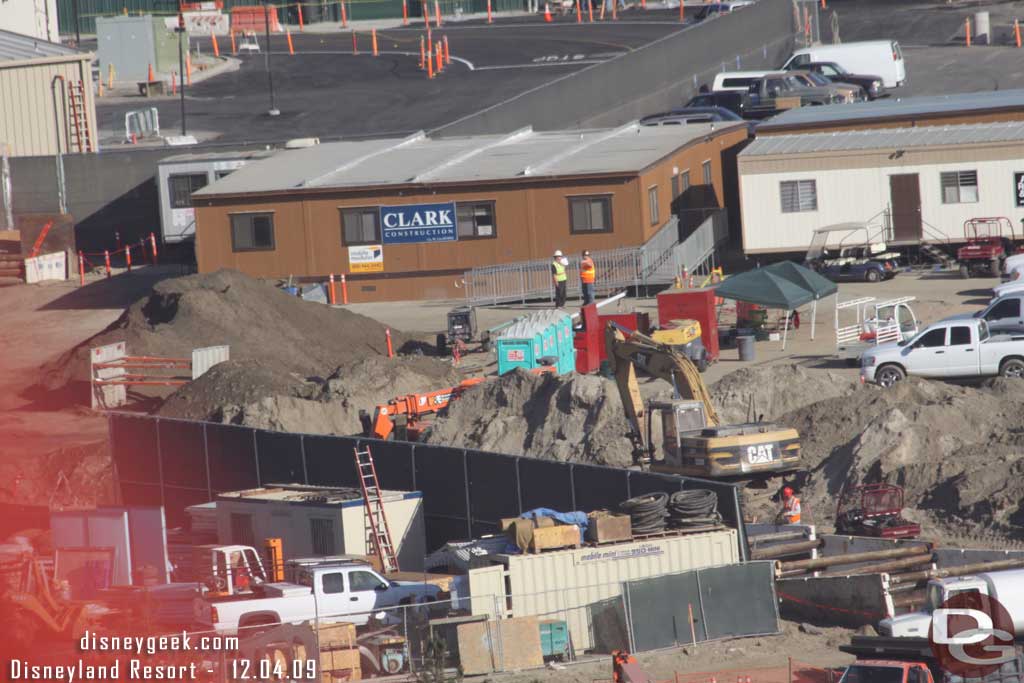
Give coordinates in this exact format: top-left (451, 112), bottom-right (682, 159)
top-left (650, 399), bottom-right (708, 468)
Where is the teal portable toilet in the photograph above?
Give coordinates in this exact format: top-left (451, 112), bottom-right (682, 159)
top-left (495, 310), bottom-right (576, 375)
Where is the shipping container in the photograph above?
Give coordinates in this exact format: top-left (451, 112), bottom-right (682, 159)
top-left (466, 529), bottom-right (738, 652)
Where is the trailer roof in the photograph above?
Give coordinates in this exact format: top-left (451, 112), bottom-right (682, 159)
top-left (758, 88), bottom-right (1024, 130)
top-left (741, 121), bottom-right (1024, 157)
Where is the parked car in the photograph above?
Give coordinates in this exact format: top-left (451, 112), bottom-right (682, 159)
top-left (860, 318), bottom-right (1024, 387)
top-left (640, 106), bottom-right (744, 125)
top-left (744, 74), bottom-right (846, 118)
top-left (692, 0), bottom-right (754, 22)
top-left (945, 291), bottom-right (1024, 334)
top-left (195, 561), bottom-right (442, 635)
top-left (788, 69), bottom-right (865, 102)
top-left (685, 92), bottom-right (750, 119)
top-left (711, 70), bottom-right (776, 93)
top-left (781, 40), bottom-right (907, 88)
top-left (787, 61), bottom-right (886, 99)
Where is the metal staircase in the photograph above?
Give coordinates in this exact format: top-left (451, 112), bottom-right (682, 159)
top-left (919, 242), bottom-right (956, 269)
top-left (67, 81), bottom-right (93, 153)
top-left (353, 446), bottom-right (400, 574)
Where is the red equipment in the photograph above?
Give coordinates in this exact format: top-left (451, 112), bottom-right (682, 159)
top-left (656, 289), bottom-right (720, 362)
top-left (360, 378), bottom-right (487, 441)
top-left (956, 216), bottom-right (1018, 278)
top-left (835, 483), bottom-right (920, 539)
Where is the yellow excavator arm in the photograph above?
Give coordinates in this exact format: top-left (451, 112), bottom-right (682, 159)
top-left (605, 322), bottom-right (720, 462)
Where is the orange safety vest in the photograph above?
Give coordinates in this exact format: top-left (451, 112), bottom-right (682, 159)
top-left (580, 257), bottom-right (596, 284)
top-left (782, 496), bottom-right (802, 524)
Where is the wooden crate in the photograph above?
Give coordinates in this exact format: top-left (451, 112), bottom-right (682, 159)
top-left (315, 621), bottom-right (356, 649)
top-left (586, 513), bottom-right (632, 544)
top-left (457, 616), bottom-right (542, 675)
top-left (320, 647), bottom-right (360, 680)
top-left (529, 524), bottom-right (581, 553)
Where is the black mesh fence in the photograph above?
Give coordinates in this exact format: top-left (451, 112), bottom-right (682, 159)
top-left (108, 412), bottom-right (748, 559)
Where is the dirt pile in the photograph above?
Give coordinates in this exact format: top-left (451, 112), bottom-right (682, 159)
top-left (158, 356), bottom-right (461, 435)
top-left (757, 377), bottom-right (1024, 540)
top-left (40, 269), bottom-right (414, 393)
top-left (711, 364), bottom-right (857, 424)
top-left (424, 370), bottom-right (638, 466)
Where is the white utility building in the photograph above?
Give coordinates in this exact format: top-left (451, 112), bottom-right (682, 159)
top-left (215, 485), bottom-right (426, 571)
top-left (738, 121), bottom-right (1024, 254)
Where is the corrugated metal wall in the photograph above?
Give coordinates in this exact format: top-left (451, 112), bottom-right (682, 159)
top-left (0, 56), bottom-right (97, 158)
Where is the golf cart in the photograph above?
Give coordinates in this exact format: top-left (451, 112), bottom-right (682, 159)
top-left (835, 483), bottom-right (920, 539)
top-left (956, 216), bottom-right (1018, 278)
top-left (834, 296), bottom-right (919, 364)
top-left (805, 224), bottom-right (899, 283)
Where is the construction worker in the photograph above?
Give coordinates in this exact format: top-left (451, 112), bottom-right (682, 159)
top-left (580, 250), bottom-right (596, 305)
top-left (552, 249), bottom-right (568, 308)
top-left (776, 486), bottom-right (802, 525)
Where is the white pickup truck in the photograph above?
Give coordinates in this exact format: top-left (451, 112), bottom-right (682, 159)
top-left (861, 318), bottom-right (1024, 387)
top-left (194, 561), bottom-right (442, 635)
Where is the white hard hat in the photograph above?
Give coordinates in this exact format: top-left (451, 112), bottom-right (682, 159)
top-left (553, 250), bottom-right (563, 257)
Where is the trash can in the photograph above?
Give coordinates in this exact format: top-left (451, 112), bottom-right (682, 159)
top-left (737, 335), bottom-right (755, 362)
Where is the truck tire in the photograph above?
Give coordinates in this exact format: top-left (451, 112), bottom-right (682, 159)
top-left (999, 358), bottom-right (1024, 378)
top-left (875, 364), bottom-right (906, 388)
top-left (865, 268), bottom-right (881, 283)
top-left (959, 264), bottom-right (970, 279)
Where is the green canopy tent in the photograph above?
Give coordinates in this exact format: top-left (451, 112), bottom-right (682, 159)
top-left (713, 261), bottom-right (838, 349)
top-left (764, 261), bottom-right (838, 343)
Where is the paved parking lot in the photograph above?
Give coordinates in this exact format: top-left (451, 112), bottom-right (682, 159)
top-left (94, 16), bottom-right (687, 145)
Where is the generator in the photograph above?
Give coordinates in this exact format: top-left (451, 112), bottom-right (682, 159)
top-left (436, 306), bottom-right (478, 354)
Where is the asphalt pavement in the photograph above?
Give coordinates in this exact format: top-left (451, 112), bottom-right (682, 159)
top-left (95, 15), bottom-right (688, 146)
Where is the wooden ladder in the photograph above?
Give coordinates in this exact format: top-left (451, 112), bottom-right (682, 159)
top-left (67, 81), bottom-right (93, 153)
top-left (353, 446), bottom-right (400, 574)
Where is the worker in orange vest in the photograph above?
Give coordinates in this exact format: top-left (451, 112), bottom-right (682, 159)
top-left (776, 486), bottom-right (802, 525)
top-left (580, 250), bottom-right (596, 305)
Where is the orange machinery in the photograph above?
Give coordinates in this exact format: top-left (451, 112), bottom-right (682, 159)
top-left (360, 377), bottom-right (487, 441)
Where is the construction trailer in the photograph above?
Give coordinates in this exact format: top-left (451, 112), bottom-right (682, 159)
top-left (157, 150), bottom-right (275, 244)
top-left (465, 528), bottom-right (739, 652)
top-left (214, 485), bottom-right (426, 571)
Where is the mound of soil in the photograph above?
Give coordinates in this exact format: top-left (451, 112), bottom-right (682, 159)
top-left (158, 356), bottom-right (462, 435)
top-left (40, 269), bottom-right (413, 393)
top-left (423, 370), bottom-right (637, 467)
top-left (711, 364), bottom-right (856, 424)
top-left (754, 377), bottom-right (1024, 541)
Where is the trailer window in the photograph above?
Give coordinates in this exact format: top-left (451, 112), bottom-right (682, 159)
top-left (230, 214), bottom-right (275, 252)
top-left (780, 180), bottom-right (817, 213)
top-left (341, 207), bottom-right (381, 246)
top-left (168, 173), bottom-right (208, 209)
top-left (648, 186), bottom-right (660, 226)
top-left (230, 513), bottom-right (255, 545)
top-left (456, 201), bottom-right (497, 239)
top-left (569, 196), bottom-right (613, 234)
top-left (940, 170), bottom-right (978, 204)
top-left (310, 518), bottom-right (336, 556)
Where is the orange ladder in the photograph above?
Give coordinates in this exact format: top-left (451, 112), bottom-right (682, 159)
top-left (353, 446), bottom-right (400, 574)
top-left (67, 81), bottom-right (93, 153)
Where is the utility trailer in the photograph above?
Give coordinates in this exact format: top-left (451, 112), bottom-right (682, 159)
top-left (835, 296), bottom-right (919, 364)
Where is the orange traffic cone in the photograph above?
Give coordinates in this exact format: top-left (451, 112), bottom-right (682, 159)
top-left (147, 63), bottom-right (155, 81)
top-left (544, 3), bottom-right (552, 21)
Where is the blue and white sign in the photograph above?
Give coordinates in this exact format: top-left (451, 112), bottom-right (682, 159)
top-left (380, 202), bottom-right (458, 244)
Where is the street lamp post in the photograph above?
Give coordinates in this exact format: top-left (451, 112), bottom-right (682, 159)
top-left (264, 1), bottom-right (280, 116)
top-left (175, 14), bottom-right (187, 136)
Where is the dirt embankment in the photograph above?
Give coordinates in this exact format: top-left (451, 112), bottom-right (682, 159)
top-left (423, 370), bottom-right (639, 466)
top-left (39, 269), bottom-right (417, 395)
top-left (158, 356), bottom-right (461, 435)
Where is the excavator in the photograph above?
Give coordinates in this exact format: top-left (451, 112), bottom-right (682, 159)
top-left (605, 322), bottom-right (801, 480)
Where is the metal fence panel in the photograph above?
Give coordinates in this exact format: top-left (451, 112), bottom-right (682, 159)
top-left (698, 561), bottom-right (779, 640)
top-left (204, 423), bottom-right (260, 493)
top-left (254, 429), bottom-right (305, 485)
top-left (626, 570), bottom-right (704, 651)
